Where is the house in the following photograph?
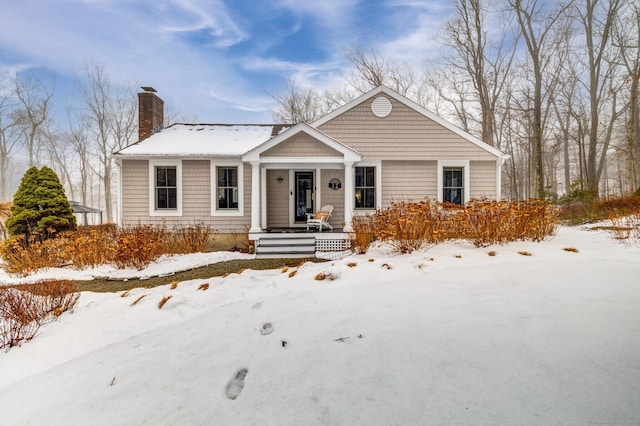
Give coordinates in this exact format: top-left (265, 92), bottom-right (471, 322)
top-left (114, 85), bottom-right (507, 255)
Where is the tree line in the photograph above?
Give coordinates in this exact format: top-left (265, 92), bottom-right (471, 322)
top-left (271, 0), bottom-right (640, 200)
top-left (1, 0), bottom-right (638, 224)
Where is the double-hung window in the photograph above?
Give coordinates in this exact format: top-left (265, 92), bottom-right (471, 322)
top-left (443, 167), bottom-right (464, 205)
top-left (217, 166), bottom-right (238, 210)
top-left (155, 166), bottom-right (177, 209)
top-left (355, 166), bottom-right (376, 209)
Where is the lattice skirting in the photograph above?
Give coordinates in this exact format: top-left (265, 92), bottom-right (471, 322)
top-left (315, 239), bottom-right (351, 252)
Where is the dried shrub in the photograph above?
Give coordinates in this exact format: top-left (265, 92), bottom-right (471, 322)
top-left (170, 281), bottom-right (179, 290)
top-left (288, 270), bottom-right (297, 278)
top-left (281, 266), bottom-right (289, 273)
top-left (0, 224), bottom-right (167, 274)
top-left (0, 235), bottom-right (68, 274)
top-left (350, 215), bottom-right (376, 254)
top-left (131, 295), bottom-right (146, 306)
top-left (594, 195), bottom-right (640, 218)
top-left (488, 251), bottom-right (497, 256)
top-left (562, 247), bottom-right (579, 253)
top-left (374, 200), bottom-right (449, 254)
top-left (65, 224), bottom-right (118, 269)
top-left (163, 223), bottom-right (215, 254)
top-left (607, 215), bottom-right (640, 243)
top-left (314, 272), bottom-right (338, 281)
top-left (158, 295), bottom-right (172, 309)
top-left (381, 263), bottom-right (392, 270)
top-left (518, 251), bottom-right (532, 256)
top-left (347, 262), bottom-right (357, 268)
top-left (1, 280), bottom-right (79, 350)
top-left (198, 283), bottom-right (209, 291)
top-left (559, 193), bottom-right (640, 224)
top-left (456, 199), bottom-right (559, 247)
top-left (113, 226), bottom-right (165, 270)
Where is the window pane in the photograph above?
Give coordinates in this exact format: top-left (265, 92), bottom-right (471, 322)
top-left (167, 188), bottom-right (177, 209)
top-left (365, 167), bottom-right (375, 186)
top-left (166, 168), bottom-right (177, 186)
top-left (157, 188), bottom-right (167, 209)
top-left (355, 168), bottom-right (364, 187)
top-left (156, 168), bottom-right (167, 186)
top-left (355, 189), bottom-right (364, 209)
top-left (364, 188), bottom-right (375, 208)
top-left (228, 168), bottom-right (237, 187)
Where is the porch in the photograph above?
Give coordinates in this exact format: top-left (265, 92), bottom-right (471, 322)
top-left (242, 122), bottom-right (363, 236)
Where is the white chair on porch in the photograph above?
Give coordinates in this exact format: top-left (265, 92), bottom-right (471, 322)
top-left (307, 205), bottom-right (334, 232)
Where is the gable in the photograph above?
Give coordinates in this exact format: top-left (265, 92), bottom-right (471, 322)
top-left (242, 123), bottom-right (361, 163)
top-left (262, 132), bottom-right (343, 157)
top-left (314, 86), bottom-right (504, 162)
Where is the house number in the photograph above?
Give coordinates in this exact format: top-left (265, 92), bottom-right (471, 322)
top-left (328, 178), bottom-right (342, 190)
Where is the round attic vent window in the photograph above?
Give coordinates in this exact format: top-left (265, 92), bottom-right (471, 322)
top-left (371, 96), bottom-right (392, 118)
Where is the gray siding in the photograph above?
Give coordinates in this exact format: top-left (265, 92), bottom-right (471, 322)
top-left (266, 169), bottom-right (290, 227)
top-left (121, 159), bottom-right (150, 220)
top-left (262, 133), bottom-right (342, 157)
top-left (120, 159), bottom-right (252, 232)
top-left (319, 169), bottom-right (345, 228)
top-left (318, 96), bottom-right (496, 162)
top-left (381, 161), bottom-right (436, 208)
top-left (469, 161), bottom-right (497, 199)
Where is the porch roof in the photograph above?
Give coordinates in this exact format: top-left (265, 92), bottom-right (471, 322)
top-left (242, 122), bottom-right (362, 163)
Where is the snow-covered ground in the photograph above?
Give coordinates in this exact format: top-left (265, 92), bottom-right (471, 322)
top-left (1, 225), bottom-right (639, 426)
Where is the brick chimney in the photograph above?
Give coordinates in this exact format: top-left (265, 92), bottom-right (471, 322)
top-left (138, 87), bottom-right (164, 141)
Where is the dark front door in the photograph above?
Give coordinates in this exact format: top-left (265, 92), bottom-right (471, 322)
top-left (295, 171), bottom-right (314, 222)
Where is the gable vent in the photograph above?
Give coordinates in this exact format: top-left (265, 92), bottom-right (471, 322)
top-left (371, 96), bottom-right (392, 118)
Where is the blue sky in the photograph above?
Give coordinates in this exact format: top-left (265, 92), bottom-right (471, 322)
top-left (1, 0), bottom-right (453, 123)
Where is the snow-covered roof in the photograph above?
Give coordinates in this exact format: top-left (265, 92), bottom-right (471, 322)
top-left (114, 124), bottom-right (291, 157)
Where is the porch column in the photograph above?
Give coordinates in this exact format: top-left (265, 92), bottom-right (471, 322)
top-left (343, 161), bottom-right (354, 232)
top-left (250, 161), bottom-right (261, 233)
top-left (261, 167), bottom-right (267, 229)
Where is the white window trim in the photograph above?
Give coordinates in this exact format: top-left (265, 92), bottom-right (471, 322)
top-left (353, 160), bottom-right (382, 213)
top-left (149, 159), bottom-right (183, 217)
top-left (211, 160), bottom-right (244, 217)
top-left (437, 160), bottom-right (470, 204)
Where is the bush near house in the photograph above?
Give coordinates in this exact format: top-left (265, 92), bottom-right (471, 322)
top-left (352, 198), bottom-right (559, 253)
top-left (0, 280), bottom-right (79, 350)
top-left (0, 223), bottom-right (215, 275)
top-left (5, 166), bottom-right (77, 242)
top-left (558, 193), bottom-right (640, 225)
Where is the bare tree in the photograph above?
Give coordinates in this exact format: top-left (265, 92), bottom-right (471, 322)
top-left (613, 3), bottom-right (640, 192)
top-left (344, 46), bottom-right (418, 97)
top-left (440, 0), bottom-right (519, 147)
top-left (509, 0), bottom-right (574, 198)
top-left (0, 72), bottom-right (22, 201)
top-left (64, 109), bottom-right (93, 205)
top-left (13, 74), bottom-right (55, 167)
top-left (79, 63), bottom-right (136, 222)
top-left (269, 77), bottom-right (325, 124)
top-left (577, 0), bottom-right (625, 195)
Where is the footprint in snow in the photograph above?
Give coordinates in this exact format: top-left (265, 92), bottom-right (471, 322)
top-left (252, 302), bottom-right (263, 310)
top-left (225, 368), bottom-right (248, 400)
top-left (260, 322), bottom-right (273, 335)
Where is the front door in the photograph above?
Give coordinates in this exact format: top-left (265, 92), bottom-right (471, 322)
top-left (294, 171), bottom-right (314, 222)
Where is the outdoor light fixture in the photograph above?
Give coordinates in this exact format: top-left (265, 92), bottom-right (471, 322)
top-left (277, 176), bottom-right (283, 183)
